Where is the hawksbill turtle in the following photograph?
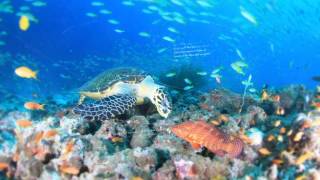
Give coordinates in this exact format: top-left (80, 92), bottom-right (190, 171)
top-left (73, 67), bottom-right (172, 121)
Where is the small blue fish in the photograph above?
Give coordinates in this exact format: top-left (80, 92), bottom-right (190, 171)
top-left (166, 72), bottom-right (176, 77)
top-left (108, 19), bottom-right (119, 25)
top-left (91, 1), bottom-right (104, 6)
top-left (196, 72), bottom-right (207, 76)
top-left (114, 29), bottom-right (125, 33)
top-left (86, 12), bottom-right (97, 17)
top-left (157, 48), bottom-right (168, 54)
top-left (99, 9), bottom-right (112, 14)
top-left (162, 36), bottom-right (175, 43)
top-left (183, 85), bottom-right (194, 91)
top-left (184, 78), bottom-right (192, 84)
top-left (138, 32), bottom-right (151, 38)
top-left (122, 1), bottom-right (135, 6)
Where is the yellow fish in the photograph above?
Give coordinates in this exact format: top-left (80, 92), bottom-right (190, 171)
top-left (15, 66), bottom-right (38, 79)
top-left (261, 90), bottom-right (269, 101)
top-left (19, 16), bottom-right (30, 31)
top-left (111, 137), bottom-right (123, 143)
top-left (231, 63), bottom-right (245, 75)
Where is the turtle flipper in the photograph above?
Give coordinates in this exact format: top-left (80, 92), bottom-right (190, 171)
top-left (73, 95), bottom-right (137, 121)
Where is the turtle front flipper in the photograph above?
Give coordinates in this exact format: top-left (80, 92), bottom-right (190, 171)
top-left (79, 90), bottom-right (109, 104)
top-left (73, 95), bottom-right (137, 121)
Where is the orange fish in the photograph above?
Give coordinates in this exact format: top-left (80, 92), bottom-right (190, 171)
top-left (24, 102), bottom-right (45, 110)
top-left (0, 162), bottom-right (8, 170)
top-left (60, 140), bottom-right (74, 160)
top-left (211, 120), bottom-right (220, 126)
top-left (267, 135), bottom-right (275, 142)
top-left (64, 140), bottom-right (74, 154)
top-left (275, 107), bottom-right (285, 115)
top-left (16, 119), bottom-right (33, 128)
top-left (44, 130), bottom-right (58, 138)
top-left (272, 159), bottom-right (283, 165)
top-left (33, 131), bottom-right (44, 144)
top-left (219, 114), bottom-right (229, 122)
top-left (272, 95), bottom-right (281, 102)
top-left (295, 152), bottom-right (313, 165)
top-left (259, 148), bottom-right (271, 155)
top-left (261, 90), bottom-right (269, 101)
top-left (239, 134), bottom-right (253, 144)
top-left (59, 165), bottom-right (80, 175)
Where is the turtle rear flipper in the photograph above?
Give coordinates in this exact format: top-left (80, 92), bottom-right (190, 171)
top-left (73, 95), bottom-right (137, 121)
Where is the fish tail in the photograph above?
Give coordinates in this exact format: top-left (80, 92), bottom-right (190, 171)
top-left (33, 71), bottom-right (39, 80)
top-left (40, 104), bottom-right (45, 110)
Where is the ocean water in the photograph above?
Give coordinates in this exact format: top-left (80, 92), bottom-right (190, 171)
top-left (1, 0), bottom-right (319, 98)
top-left (1, 0), bottom-right (320, 179)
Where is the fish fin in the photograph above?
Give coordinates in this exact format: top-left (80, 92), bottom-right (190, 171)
top-left (214, 150), bottom-right (227, 157)
top-left (190, 143), bottom-right (201, 150)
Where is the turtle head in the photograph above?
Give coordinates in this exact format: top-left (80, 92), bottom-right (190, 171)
top-left (152, 87), bottom-right (172, 118)
top-left (138, 75), bottom-right (172, 118)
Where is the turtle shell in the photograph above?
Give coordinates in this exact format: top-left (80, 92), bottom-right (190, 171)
top-left (79, 67), bottom-right (149, 92)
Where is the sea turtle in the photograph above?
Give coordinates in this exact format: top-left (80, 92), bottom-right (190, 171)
top-left (73, 67), bottom-right (172, 121)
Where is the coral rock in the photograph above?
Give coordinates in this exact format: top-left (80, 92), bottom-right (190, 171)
top-left (130, 126), bottom-right (154, 148)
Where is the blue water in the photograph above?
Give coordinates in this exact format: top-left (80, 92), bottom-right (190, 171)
top-left (1, 0), bottom-right (320, 101)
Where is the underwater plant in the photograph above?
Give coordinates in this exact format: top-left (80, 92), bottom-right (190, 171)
top-left (158, 63), bottom-right (208, 92)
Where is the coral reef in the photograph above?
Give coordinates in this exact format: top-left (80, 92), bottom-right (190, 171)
top-left (0, 84), bottom-right (319, 179)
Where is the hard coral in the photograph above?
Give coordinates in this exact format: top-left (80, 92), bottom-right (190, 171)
top-left (200, 89), bottom-right (256, 114)
top-left (171, 120), bottom-right (244, 158)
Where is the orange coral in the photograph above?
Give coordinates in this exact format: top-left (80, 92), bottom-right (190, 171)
top-left (171, 120), bottom-right (243, 158)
